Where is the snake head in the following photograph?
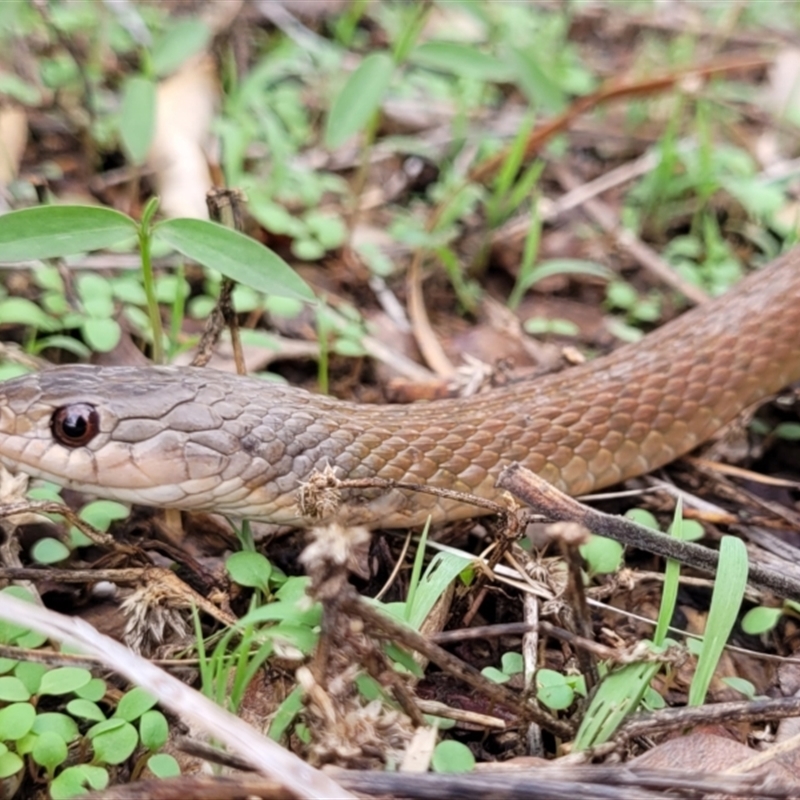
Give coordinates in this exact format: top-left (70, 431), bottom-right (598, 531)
top-left (0, 365), bottom-right (251, 509)
top-left (0, 364), bottom-right (343, 525)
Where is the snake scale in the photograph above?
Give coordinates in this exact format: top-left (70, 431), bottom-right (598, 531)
top-left (0, 248), bottom-right (798, 528)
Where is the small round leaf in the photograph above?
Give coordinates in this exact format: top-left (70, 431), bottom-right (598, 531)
top-left (14, 661), bottom-right (47, 694)
top-left (0, 703), bottom-right (36, 740)
top-left (0, 677), bottom-right (30, 702)
top-left (431, 740), bottom-right (475, 774)
top-left (0, 750), bottom-right (22, 779)
top-left (139, 710), bottom-right (168, 751)
top-left (114, 687), bottom-right (157, 722)
top-left (226, 551), bottom-right (272, 591)
top-left (81, 317), bottom-right (122, 352)
top-left (75, 677), bottom-right (107, 702)
top-left (147, 752), bottom-right (180, 777)
top-left (50, 765), bottom-right (108, 800)
top-left (38, 667), bottom-right (92, 696)
top-left (31, 537), bottom-right (71, 565)
top-left (67, 699), bottom-right (106, 722)
top-left (32, 730), bottom-right (68, 772)
top-left (90, 720), bottom-right (139, 765)
top-left (32, 712), bottom-right (79, 743)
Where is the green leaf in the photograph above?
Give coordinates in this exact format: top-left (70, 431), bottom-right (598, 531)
top-left (536, 670), bottom-right (574, 710)
top-left (38, 667), bottom-right (92, 696)
top-left (76, 273), bottom-right (114, 313)
top-left (0, 659), bottom-right (16, 675)
top-left (73, 677), bottom-right (105, 702)
top-left (501, 652), bottom-right (524, 676)
top-left (0, 677), bottom-right (30, 702)
top-left (0, 363), bottom-right (31, 382)
top-left (80, 501), bottom-right (130, 531)
top-left (187, 294), bottom-right (216, 319)
top-left (0, 206), bottom-right (136, 261)
top-left (274, 576), bottom-right (311, 604)
top-left (774, 422), bottom-right (800, 441)
top-left (518, 258), bottom-right (613, 297)
top-left (333, 337), bottom-right (367, 357)
top-left (31, 335), bottom-right (91, 358)
top-left (642, 685), bottom-right (666, 710)
top-left (31, 537), bottom-right (71, 565)
top-left (230, 285), bottom-right (260, 313)
top-left (32, 730), bottom-right (68, 772)
top-left (119, 76), bottom-right (156, 165)
top-left (268, 685), bottom-right (304, 742)
top-left (722, 676), bottom-right (757, 699)
top-left (147, 752), bottom-right (180, 777)
top-left (524, 317), bottom-right (579, 337)
top-left (0, 297), bottom-right (59, 331)
top-left (411, 41), bottom-right (511, 83)
top-left (50, 765), bottom-right (108, 799)
top-left (580, 535), bottom-right (623, 576)
top-left (14, 661), bottom-right (47, 694)
top-left (32, 712), bottom-right (79, 743)
top-left (506, 46), bottom-right (566, 112)
top-left (88, 719), bottom-right (139, 764)
top-left (654, 501), bottom-right (686, 646)
top-left (139, 710), bottom-right (168, 750)
top-left (67, 699), bottom-right (106, 722)
top-left (303, 211), bottom-right (347, 250)
top-left (741, 606), bottom-right (783, 635)
top-left (110, 276), bottom-right (149, 306)
top-left (606, 281), bottom-right (638, 310)
top-left (238, 597), bottom-right (321, 629)
top-left (12, 627), bottom-right (45, 649)
top-left (153, 219), bottom-right (315, 302)
top-left (154, 274), bottom-right (190, 305)
top-left (481, 666), bottom-right (509, 684)
top-left (81, 317), bottom-right (122, 352)
top-left (0, 587), bottom-right (40, 645)
top-left (292, 237), bottom-right (325, 261)
top-left (355, 674), bottom-right (384, 703)
top-left (34, 265), bottom-right (65, 292)
top-left (406, 551), bottom-right (471, 631)
top-left (151, 19), bottom-right (211, 77)
top-left (0, 702), bottom-right (35, 740)
top-left (625, 508), bottom-right (659, 530)
top-left (114, 687), bottom-right (157, 722)
top-left (325, 51), bottom-right (394, 148)
top-left (668, 518), bottom-right (704, 542)
top-left (226, 551), bottom-right (272, 592)
top-left (0, 750), bottom-right (22, 779)
top-left (0, 72), bottom-right (42, 105)
top-left (270, 622), bottom-right (314, 655)
top-left (431, 739), bottom-right (476, 773)
top-left (688, 536), bottom-right (748, 706)
top-left (573, 657), bottom-right (662, 749)
top-left (384, 642), bottom-right (423, 677)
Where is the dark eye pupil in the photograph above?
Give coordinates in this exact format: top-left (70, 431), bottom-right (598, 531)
top-left (51, 404), bottom-right (100, 447)
top-left (62, 412), bottom-right (87, 438)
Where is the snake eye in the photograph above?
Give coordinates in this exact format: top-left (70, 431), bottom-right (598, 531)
top-left (51, 404), bottom-right (100, 447)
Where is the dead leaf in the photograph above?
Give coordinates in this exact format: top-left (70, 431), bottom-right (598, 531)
top-left (148, 55), bottom-right (219, 219)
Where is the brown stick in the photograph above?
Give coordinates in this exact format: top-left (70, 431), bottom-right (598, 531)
top-left (496, 463), bottom-right (800, 601)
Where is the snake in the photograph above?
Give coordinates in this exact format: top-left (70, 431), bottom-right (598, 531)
top-left (0, 249), bottom-right (798, 529)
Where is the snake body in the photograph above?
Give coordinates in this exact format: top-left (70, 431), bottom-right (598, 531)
top-left (0, 249), bottom-right (799, 528)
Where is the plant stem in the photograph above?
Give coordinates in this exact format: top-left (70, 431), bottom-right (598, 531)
top-left (138, 214), bottom-right (164, 364)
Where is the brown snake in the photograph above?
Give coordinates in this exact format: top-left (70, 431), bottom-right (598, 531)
top-left (0, 249), bottom-right (798, 528)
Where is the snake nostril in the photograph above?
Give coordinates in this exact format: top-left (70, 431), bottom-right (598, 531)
top-left (51, 404), bottom-right (100, 447)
